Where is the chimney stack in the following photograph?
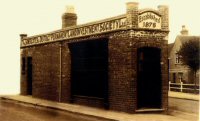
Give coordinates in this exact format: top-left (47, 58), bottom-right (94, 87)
top-left (62, 6), bottom-right (77, 29)
top-left (20, 34), bottom-right (27, 40)
top-left (126, 2), bottom-right (139, 28)
top-left (158, 5), bottom-right (169, 30)
top-left (180, 25), bottom-right (189, 35)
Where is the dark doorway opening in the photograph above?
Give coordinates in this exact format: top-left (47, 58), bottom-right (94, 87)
top-left (137, 47), bottom-right (162, 109)
top-left (69, 38), bottom-right (108, 106)
top-left (27, 57), bottom-right (32, 95)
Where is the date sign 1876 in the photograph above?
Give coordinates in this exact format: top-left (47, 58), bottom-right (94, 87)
top-left (138, 11), bottom-right (161, 30)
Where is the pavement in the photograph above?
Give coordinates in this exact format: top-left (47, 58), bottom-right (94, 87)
top-left (0, 100), bottom-right (113, 121)
top-left (0, 92), bottom-right (199, 121)
top-left (168, 91), bottom-right (199, 121)
top-left (168, 91), bottom-right (199, 101)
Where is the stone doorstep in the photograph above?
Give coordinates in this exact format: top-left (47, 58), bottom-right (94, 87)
top-left (0, 95), bottom-right (195, 121)
top-left (135, 108), bottom-right (165, 113)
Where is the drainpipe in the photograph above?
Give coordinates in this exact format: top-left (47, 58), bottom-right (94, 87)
top-left (59, 42), bottom-right (62, 102)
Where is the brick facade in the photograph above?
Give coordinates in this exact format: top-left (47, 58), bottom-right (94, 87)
top-left (20, 2), bottom-right (169, 113)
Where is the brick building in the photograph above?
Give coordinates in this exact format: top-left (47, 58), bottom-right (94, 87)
top-left (20, 2), bottom-right (169, 113)
top-left (168, 25), bottom-right (200, 84)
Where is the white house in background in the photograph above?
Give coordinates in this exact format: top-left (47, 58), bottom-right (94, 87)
top-left (168, 25), bottom-right (200, 84)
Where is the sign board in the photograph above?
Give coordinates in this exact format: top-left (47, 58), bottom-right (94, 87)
top-left (138, 12), bottom-right (161, 29)
top-left (21, 17), bottom-right (126, 47)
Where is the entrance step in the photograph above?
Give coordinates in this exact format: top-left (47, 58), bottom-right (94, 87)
top-left (136, 108), bottom-right (165, 113)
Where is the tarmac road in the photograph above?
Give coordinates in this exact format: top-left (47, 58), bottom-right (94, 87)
top-left (0, 100), bottom-right (114, 121)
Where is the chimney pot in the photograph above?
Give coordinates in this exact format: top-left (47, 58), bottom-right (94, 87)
top-left (66, 6), bottom-right (75, 13)
top-left (126, 2), bottom-right (139, 11)
top-left (180, 25), bottom-right (189, 35)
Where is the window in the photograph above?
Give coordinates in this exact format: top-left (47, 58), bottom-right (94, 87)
top-left (69, 38), bottom-right (108, 99)
top-left (175, 53), bottom-right (181, 64)
top-left (22, 57), bottom-right (25, 74)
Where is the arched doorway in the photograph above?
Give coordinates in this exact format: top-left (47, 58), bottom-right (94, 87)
top-left (137, 47), bottom-right (162, 109)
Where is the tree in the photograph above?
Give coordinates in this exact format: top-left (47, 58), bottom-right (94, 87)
top-left (178, 38), bottom-right (200, 92)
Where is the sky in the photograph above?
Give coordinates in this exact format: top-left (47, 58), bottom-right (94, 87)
top-left (0, 0), bottom-right (199, 94)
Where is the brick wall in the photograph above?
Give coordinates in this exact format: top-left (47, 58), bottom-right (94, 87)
top-left (20, 30), bottom-right (168, 113)
top-left (108, 30), bottom-right (168, 113)
top-left (60, 42), bottom-right (71, 103)
top-left (21, 43), bottom-right (61, 101)
top-left (20, 50), bottom-right (27, 95)
top-left (108, 31), bottom-right (135, 113)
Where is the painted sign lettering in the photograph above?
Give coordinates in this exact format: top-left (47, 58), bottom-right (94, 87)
top-left (138, 12), bottom-right (161, 29)
top-left (21, 17), bottom-right (126, 47)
